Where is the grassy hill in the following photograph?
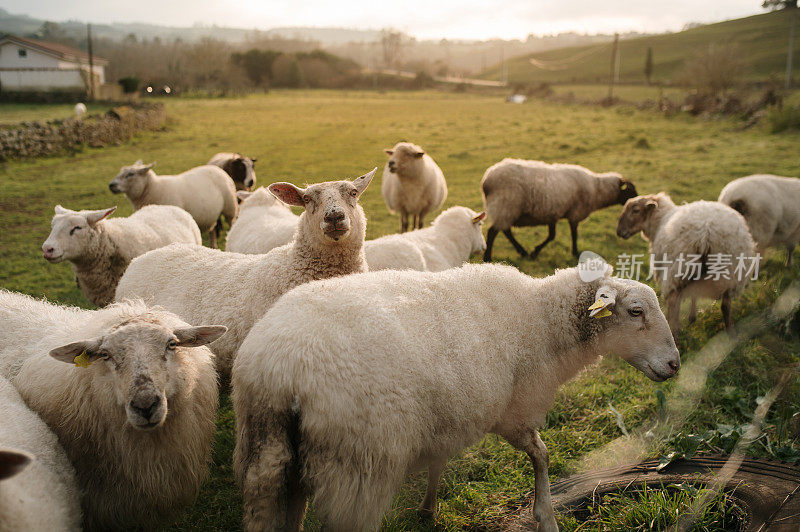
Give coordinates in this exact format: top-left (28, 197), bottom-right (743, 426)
top-left (481, 10), bottom-right (799, 85)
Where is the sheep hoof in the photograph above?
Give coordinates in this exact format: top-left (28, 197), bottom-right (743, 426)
top-left (418, 506), bottom-right (437, 519)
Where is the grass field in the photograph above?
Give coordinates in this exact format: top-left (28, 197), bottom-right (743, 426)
top-left (0, 102), bottom-right (112, 126)
top-left (1, 91), bottom-right (799, 530)
top-left (482, 10), bottom-right (800, 85)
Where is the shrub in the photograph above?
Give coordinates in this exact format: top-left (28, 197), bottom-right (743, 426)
top-left (768, 104), bottom-right (800, 133)
top-left (118, 77), bottom-right (140, 94)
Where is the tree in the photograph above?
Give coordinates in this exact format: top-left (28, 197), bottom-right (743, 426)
top-left (644, 47), bottom-right (654, 85)
top-left (681, 44), bottom-right (745, 96)
top-left (231, 49), bottom-right (281, 87)
top-left (381, 30), bottom-right (403, 69)
top-left (762, 0), bottom-right (798, 9)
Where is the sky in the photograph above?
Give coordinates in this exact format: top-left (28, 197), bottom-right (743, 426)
top-left (2, 0), bottom-right (766, 40)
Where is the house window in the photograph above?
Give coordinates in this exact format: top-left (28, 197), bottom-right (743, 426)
top-left (18, 48), bottom-right (27, 58)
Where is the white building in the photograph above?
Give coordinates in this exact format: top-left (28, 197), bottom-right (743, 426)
top-left (0, 34), bottom-right (108, 92)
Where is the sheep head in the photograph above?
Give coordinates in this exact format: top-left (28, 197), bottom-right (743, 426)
top-left (617, 178), bottom-right (638, 205)
top-left (268, 168), bottom-right (375, 244)
top-left (42, 205), bottom-right (117, 263)
top-left (588, 275), bottom-right (680, 381)
top-left (109, 160), bottom-right (156, 196)
top-left (384, 142), bottom-right (425, 175)
top-left (49, 316), bottom-right (226, 431)
top-left (224, 156), bottom-right (257, 191)
top-left (616, 194), bottom-right (659, 239)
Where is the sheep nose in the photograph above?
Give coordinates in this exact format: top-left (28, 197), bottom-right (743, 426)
top-left (130, 395), bottom-right (161, 420)
top-left (109, 183), bottom-right (119, 192)
top-left (42, 245), bottom-right (55, 257)
top-left (668, 359), bottom-right (680, 372)
top-left (325, 211), bottom-right (345, 224)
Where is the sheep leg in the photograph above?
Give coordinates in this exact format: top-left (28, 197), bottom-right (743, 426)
top-left (530, 223), bottom-right (556, 260)
top-left (688, 298), bottom-right (698, 324)
top-left (417, 214), bottom-right (425, 230)
top-left (503, 229), bottom-right (529, 257)
top-left (666, 291), bottom-right (682, 340)
top-left (401, 213), bottom-right (409, 233)
top-left (208, 228), bottom-right (218, 249)
top-left (568, 220), bottom-right (580, 258)
top-left (419, 459), bottom-right (446, 518)
top-left (484, 226), bottom-right (499, 262)
top-left (787, 244), bottom-right (795, 267)
top-left (523, 431), bottom-right (558, 532)
top-left (722, 291), bottom-right (735, 336)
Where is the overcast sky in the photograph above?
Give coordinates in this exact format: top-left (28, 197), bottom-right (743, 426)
top-left (3, 1), bottom-right (765, 40)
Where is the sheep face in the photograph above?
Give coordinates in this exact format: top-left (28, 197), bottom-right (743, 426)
top-left (592, 281), bottom-right (680, 381)
top-left (49, 318), bottom-right (226, 431)
top-left (616, 195), bottom-right (658, 239)
top-left (617, 178), bottom-right (638, 205)
top-left (42, 205), bottom-right (117, 262)
top-left (108, 160), bottom-right (155, 196)
top-left (384, 142), bottom-right (425, 175)
top-left (269, 168), bottom-right (375, 243)
top-left (229, 157), bottom-right (256, 191)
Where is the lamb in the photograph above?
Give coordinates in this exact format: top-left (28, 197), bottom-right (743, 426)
top-left (109, 160), bottom-right (238, 248)
top-left (0, 376), bottom-right (81, 531)
top-left (0, 290), bottom-right (225, 530)
top-left (42, 204), bottom-right (201, 307)
top-left (718, 174), bottom-right (800, 266)
top-left (232, 264), bottom-right (680, 531)
top-left (617, 193), bottom-right (756, 335)
top-left (382, 142), bottom-right (448, 232)
top-left (226, 187), bottom-right (299, 254)
top-left (208, 152), bottom-right (257, 191)
top-left (115, 168), bottom-right (376, 375)
top-left (365, 206), bottom-right (487, 271)
top-left (480, 159), bottom-right (638, 262)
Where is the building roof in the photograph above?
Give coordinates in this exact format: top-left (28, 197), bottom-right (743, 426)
top-left (0, 34), bottom-right (109, 65)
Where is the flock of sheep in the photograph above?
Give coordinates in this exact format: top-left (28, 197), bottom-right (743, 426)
top-left (1, 142), bottom-right (799, 531)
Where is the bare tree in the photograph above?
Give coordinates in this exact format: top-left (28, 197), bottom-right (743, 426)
top-left (381, 29), bottom-right (403, 69)
top-left (644, 47), bottom-right (654, 85)
top-left (681, 44), bottom-right (745, 96)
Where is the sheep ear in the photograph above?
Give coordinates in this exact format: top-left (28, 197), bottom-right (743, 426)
top-left (589, 287), bottom-right (617, 318)
top-left (236, 191), bottom-right (253, 202)
top-left (645, 199), bottom-right (658, 210)
top-left (268, 183), bottom-right (306, 207)
top-left (84, 207), bottom-right (116, 227)
top-left (384, 149), bottom-right (394, 155)
top-left (353, 168), bottom-right (376, 197)
top-left (472, 211), bottom-right (486, 223)
top-left (143, 162), bottom-right (156, 171)
top-left (54, 204), bottom-right (70, 215)
top-left (134, 159), bottom-right (143, 165)
top-left (619, 180), bottom-right (629, 190)
top-left (0, 449), bottom-right (32, 481)
top-left (173, 325), bottom-right (227, 347)
top-left (50, 338), bottom-right (103, 366)
top-left (250, 158), bottom-right (257, 163)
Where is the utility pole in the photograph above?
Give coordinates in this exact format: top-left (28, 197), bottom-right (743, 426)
top-left (87, 23), bottom-right (95, 101)
top-left (787, 7), bottom-right (797, 90)
top-left (608, 33), bottom-right (619, 100)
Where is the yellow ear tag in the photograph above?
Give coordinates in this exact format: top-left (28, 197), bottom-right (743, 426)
top-left (588, 300), bottom-right (606, 311)
top-left (74, 351), bottom-right (92, 368)
top-left (593, 308), bottom-right (613, 319)
top-left (588, 299), bottom-right (613, 319)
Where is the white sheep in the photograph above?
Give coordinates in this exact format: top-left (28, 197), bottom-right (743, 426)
top-left (382, 142), bottom-right (448, 232)
top-left (115, 169), bottom-right (376, 375)
top-left (617, 193), bottom-right (756, 335)
top-left (73, 103), bottom-right (86, 119)
top-left (232, 264), bottom-right (680, 531)
top-left (109, 160), bottom-right (238, 248)
top-left (208, 152), bottom-right (258, 191)
top-left (718, 174), bottom-right (800, 266)
top-left (0, 376), bottom-right (81, 531)
top-left (0, 290), bottom-right (225, 530)
top-left (226, 187), bottom-right (300, 254)
top-left (480, 159), bottom-right (638, 261)
top-left (41, 204), bottom-right (201, 307)
top-left (365, 206), bottom-right (486, 271)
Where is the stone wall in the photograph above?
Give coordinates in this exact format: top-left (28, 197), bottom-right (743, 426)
top-left (0, 103), bottom-right (166, 161)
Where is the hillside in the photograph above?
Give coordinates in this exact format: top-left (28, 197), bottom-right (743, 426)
top-left (481, 10), bottom-right (799, 84)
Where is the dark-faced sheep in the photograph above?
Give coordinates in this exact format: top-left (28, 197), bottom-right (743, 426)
top-left (481, 159), bottom-right (637, 261)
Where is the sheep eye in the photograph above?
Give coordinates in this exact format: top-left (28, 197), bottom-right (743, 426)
top-left (167, 340), bottom-right (177, 350)
top-left (349, 189), bottom-right (358, 197)
top-left (99, 352), bottom-right (110, 360)
top-left (628, 308), bottom-right (643, 317)
top-left (70, 226), bottom-right (82, 235)
top-left (302, 194), bottom-right (311, 203)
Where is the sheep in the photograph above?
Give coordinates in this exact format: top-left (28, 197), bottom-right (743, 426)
top-left (365, 206), bottom-right (487, 271)
top-left (42, 205), bottom-right (202, 307)
top-left (382, 142), bottom-right (448, 232)
top-left (208, 152), bottom-right (258, 191)
top-left (0, 290), bottom-right (225, 531)
top-left (42, 204), bottom-right (201, 307)
top-left (617, 193), bottom-right (756, 335)
top-left (0, 376), bottom-right (81, 531)
top-left (226, 187), bottom-right (300, 254)
top-left (74, 102), bottom-right (86, 119)
top-left (231, 264), bottom-right (680, 531)
top-left (115, 168), bottom-right (376, 375)
top-left (108, 160), bottom-right (238, 248)
top-left (480, 159), bottom-right (638, 262)
top-left (718, 174), bottom-right (800, 266)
